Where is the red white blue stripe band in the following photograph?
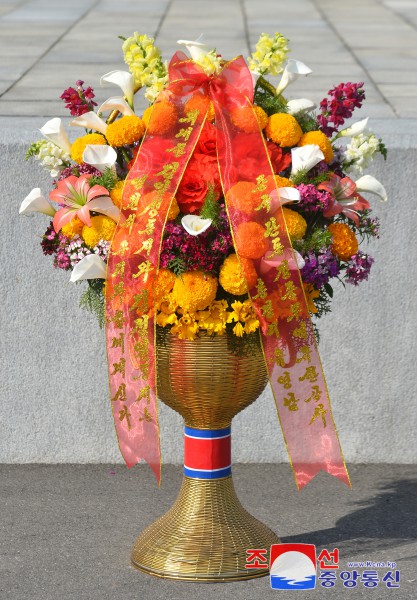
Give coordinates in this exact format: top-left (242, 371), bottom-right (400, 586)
top-left (184, 426), bottom-right (232, 479)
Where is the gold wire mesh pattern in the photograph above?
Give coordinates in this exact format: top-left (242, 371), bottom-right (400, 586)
top-left (131, 476), bottom-right (279, 581)
top-left (130, 327), bottom-right (279, 581)
top-left (156, 327), bottom-right (268, 428)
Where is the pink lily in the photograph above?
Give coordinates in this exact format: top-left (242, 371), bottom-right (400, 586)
top-left (318, 173), bottom-right (370, 226)
top-left (50, 174), bottom-right (120, 232)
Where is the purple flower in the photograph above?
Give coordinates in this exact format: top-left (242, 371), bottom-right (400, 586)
top-left (297, 183), bottom-right (332, 213)
top-left (60, 81), bottom-right (97, 117)
top-left (318, 82), bottom-right (365, 137)
top-left (301, 246), bottom-right (340, 288)
top-left (41, 223), bottom-right (60, 255)
top-left (345, 252), bottom-right (374, 286)
top-left (54, 163), bottom-right (101, 185)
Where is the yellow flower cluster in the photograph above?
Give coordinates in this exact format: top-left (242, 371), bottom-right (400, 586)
top-left (70, 133), bottom-right (106, 164)
top-left (248, 32), bottom-right (289, 76)
top-left (109, 180), bottom-right (125, 209)
top-left (81, 215), bottom-right (117, 248)
top-left (265, 113), bottom-right (303, 147)
top-left (219, 254), bottom-right (257, 295)
top-left (61, 216), bottom-right (84, 239)
top-left (328, 222), bottom-right (358, 260)
top-left (281, 207), bottom-right (307, 241)
top-left (122, 33), bottom-right (168, 102)
top-left (153, 269), bottom-right (260, 340)
top-left (193, 49), bottom-right (222, 76)
top-left (106, 115), bottom-right (145, 147)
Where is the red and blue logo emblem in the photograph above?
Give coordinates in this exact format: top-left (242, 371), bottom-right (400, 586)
top-left (270, 543), bottom-right (317, 589)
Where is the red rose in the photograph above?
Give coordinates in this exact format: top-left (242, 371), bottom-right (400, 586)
top-left (176, 155), bottom-right (221, 214)
top-left (195, 122), bottom-right (217, 157)
top-left (266, 141), bottom-right (292, 174)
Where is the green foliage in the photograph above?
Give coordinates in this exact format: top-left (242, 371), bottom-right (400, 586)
top-left (89, 167), bottom-right (119, 191)
top-left (118, 35), bottom-right (127, 41)
top-left (254, 76), bottom-right (288, 116)
top-left (79, 279), bottom-right (105, 328)
top-left (25, 141), bottom-right (44, 160)
top-left (294, 227), bottom-right (332, 253)
top-left (167, 256), bottom-right (186, 276)
top-left (297, 112), bottom-right (319, 133)
top-left (378, 139), bottom-right (388, 160)
top-left (290, 170), bottom-right (329, 187)
top-left (199, 185), bottom-right (221, 227)
top-left (312, 286), bottom-right (332, 324)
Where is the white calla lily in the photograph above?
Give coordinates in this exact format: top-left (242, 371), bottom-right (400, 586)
top-left (40, 118), bottom-right (71, 153)
top-left (181, 214), bottom-right (212, 236)
top-left (355, 174), bottom-right (388, 202)
top-left (278, 187), bottom-right (301, 203)
top-left (70, 111), bottom-right (108, 135)
top-left (177, 35), bottom-right (209, 61)
top-left (19, 188), bottom-right (56, 217)
top-left (97, 96), bottom-right (135, 117)
top-left (287, 98), bottom-right (316, 116)
top-left (276, 59), bottom-right (312, 96)
top-left (291, 145), bottom-right (324, 177)
top-left (70, 254), bottom-right (107, 282)
top-left (100, 70), bottom-right (135, 107)
top-left (339, 117), bottom-right (369, 138)
top-left (82, 145), bottom-right (117, 173)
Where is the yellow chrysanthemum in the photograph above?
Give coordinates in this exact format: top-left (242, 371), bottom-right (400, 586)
top-left (274, 175), bottom-right (294, 188)
top-left (70, 133), bottom-right (106, 164)
top-left (281, 207), bottom-right (307, 241)
top-left (197, 299), bottom-right (230, 335)
top-left (219, 254), bottom-right (257, 295)
top-left (303, 283), bottom-right (320, 314)
top-left (230, 105), bottom-right (268, 132)
top-left (154, 268), bottom-right (176, 303)
top-left (105, 115), bottom-right (145, 147)
top-left (167, 197), bottom-right (180, 221)
top-left (297, 130), bottom-right (334, 163)
top-left (265, 113), bottom-right (303, 147)
top-left (81, 215), bottom-right (117, 248)
top-left (61, 216), bottom-right (84, 239)
top-left (327, 222), bottom-right (358, 260)
top-left (142, 101), bottom-right (178, 135)
top-left (170, 313), bottom-right (200, 340)
top-left (172, 271), bottom-right (218, 312)
top-left (109, 180), bottom-right (125, 209)
top-left (228, 299), bottom-right (259, 336)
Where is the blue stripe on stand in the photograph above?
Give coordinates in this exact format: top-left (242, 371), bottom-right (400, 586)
top-left (184, 426), bottom-right (231, 439)
top-left (184, 465), bottom-right (232, 479)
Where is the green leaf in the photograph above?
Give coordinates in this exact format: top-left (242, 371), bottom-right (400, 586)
top-left (324, 283), bottom-right (333, 298)
top-left (79, 279), bottom-right (105, 328)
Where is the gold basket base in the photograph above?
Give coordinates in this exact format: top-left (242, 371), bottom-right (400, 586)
top-left (131, 475), bottom-right (280, 582)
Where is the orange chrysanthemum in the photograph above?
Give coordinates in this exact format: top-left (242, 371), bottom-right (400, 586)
top-left (234, 221), bottom-right (269, 259)
top-left (142, 101), bottom-right (178, 135)
top-left (230, 105), bottom-right (268, 132)
top-left (105, 115), bottom-right (145, 147)
top-left (281, 207), bottom-right (307, 241)
top-left (297, 130), bottom-right (334, 163)
top-left (70, 133), bottom-right (106, 164)
top-left (219, 254), bottom-right (258, 295)
top-left (109, 180), bottom-right (125, 209)
top-left (172, 271), bottom-right (218, 312)
top-left (265, 113), bottom-right (303, 147)
top-left (167, 197), bottom-right (180, 221)
top-left (328, 222), bottom-right (358, 260)
top-left (184, 93), bottom-right (215, 122)
top-left (226, 181), bottom-right (263, 215)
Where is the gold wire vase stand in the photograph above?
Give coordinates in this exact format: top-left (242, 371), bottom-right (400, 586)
top-left (130, 327), bottom-right (280, 582)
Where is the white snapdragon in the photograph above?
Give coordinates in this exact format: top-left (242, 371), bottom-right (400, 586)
top-left (248, 32), bottom-right (289, 76)
top-left (34, 140), bottom-right (71, 177)
top-left (343, 133), bottom-right (380, 175)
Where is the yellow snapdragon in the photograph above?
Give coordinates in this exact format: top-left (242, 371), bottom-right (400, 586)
top-left (122, 32), bottom-right (168, 97)
top-left (248, 32), bottom-right (289, 76)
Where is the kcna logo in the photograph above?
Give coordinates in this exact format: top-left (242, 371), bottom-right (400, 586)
top-left (270, 543), bottom-right (317, 590)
